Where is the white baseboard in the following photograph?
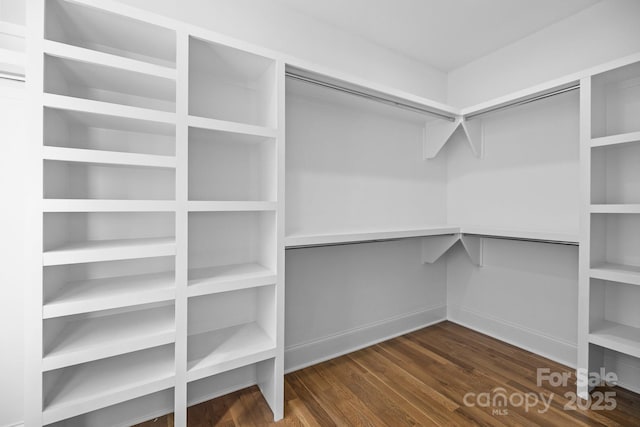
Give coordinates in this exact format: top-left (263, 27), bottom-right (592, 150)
top-left (447, 304), bottom-right (577, 368)
top-left (284, 305), bottom-right (447, 373)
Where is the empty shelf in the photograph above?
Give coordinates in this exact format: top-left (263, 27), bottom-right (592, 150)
top-left (43, 305), bottom-right (175, 371)
top-left (43, 200), bottom-right (176, 212)
top-left (591, 131), bottom-right (640, 148)
top-left (44, 40), bottom-right (176, 80)
top-left (591, 204), bottom-right (640, 214)
top-left (188, 263), bottom-right (276, 297)
top-left (43, 345), bottom-right (175, 425)
top-left (188, 115), bottom-right (277, 138)
top-left (44, 271), bottom-right (175, 318)
top-left (590, 263), bottom-right (640, 286)
top-left (43, 93), bottom-right (176, 125)
top-left (285, 226), bottom-right (459, 248)
top-left (43, 237), bottom-right (176, 266)
top-left (187, 322), bottom-right (276, 382)
top-left (43, 146), bottom-right (176, 168)
top-left (187, 201), bottom-right (277, 212)
top-left (590, 321), bottom-right (640, 359)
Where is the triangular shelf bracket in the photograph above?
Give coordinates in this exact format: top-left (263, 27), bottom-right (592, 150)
top-left (461, 118), bottom-right (484, 158)
top-left (460, 235), bottom-right (484, 266)
top-left (423, 118), bottom-right (461, 159)
top-left (423, 117), bottom-right (483, 160)
top-left (421, 234), bottom-right (461, 264)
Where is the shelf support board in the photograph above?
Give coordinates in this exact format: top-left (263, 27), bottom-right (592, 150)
top-left (421, 234), bottom-right (461, 264)
top-left (460, 235), bottom-right (484, 266)
top-left (462, 118), bottom-right (484, 159)
top-left (423, 119), bottom-right (461, 159)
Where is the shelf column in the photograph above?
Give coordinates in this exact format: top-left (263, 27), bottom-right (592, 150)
top-left (577, 77), bottom-right (592, 400)
top-left (174, 30), bottom-right (190, 427)
top-left (25, 1), bottom-right (45, 426)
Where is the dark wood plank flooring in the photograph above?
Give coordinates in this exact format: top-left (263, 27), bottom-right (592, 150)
top-left (136, 321), bottom-right (640, 426)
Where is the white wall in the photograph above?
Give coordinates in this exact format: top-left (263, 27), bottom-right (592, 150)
top-left (117, 0), bottom-right (448, 102)
top-left (0, 80), bottom-right (25, 427)
top-left (446, 240), bottom-right (579, 367)
top-left (285, 239), bottom-right (447, 372)
top-left (448, 0), bottom-right (640, 107)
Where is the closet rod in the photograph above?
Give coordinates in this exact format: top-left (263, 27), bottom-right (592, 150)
top-left (468, 234), bottom-right (579, 247)
top-left (464, 83), bottom-right (580, 120)
top-left (0, 72), bottom-right (25, 82)
top-left (286, 71), bottom-right (457, 122)
top-left (285, 233), bottom-right (578, 250)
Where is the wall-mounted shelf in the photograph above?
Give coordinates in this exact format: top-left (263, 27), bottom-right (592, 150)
top-left (44, 54), bottom-right (176, 112)
top-left (188, 263), bottom-right (276, 298)
top-left (459, 225), bottom-right (580, 245)
top-left (42, 146), bottom-right (176, 169)
top-left (187, 201), bottom-right (276, 212)
top-left (43, 93), bottom-right (176, 125)
top-left (590, 321), bottom-right (640, 359)
top-left (187, 322), bottom-right (276, 382)
top-left (592, 131), bottom-right (640, 148)
top-left (188, 115), bottom-right (277, 138)
top-left (285, 226), bottom-right (460, 248)
top-left (591, 204), bottom-right (640, 214)
top-left (43, 304), bottom-right (175, 371)
top-left (43, 237), bottom-right (176, 266)
top-left (43, 200), bottom-right (177, 212)
top-left (42, 345), bottom-right (175, 425)
top-left (43, 40), bottom-right (177, 80)
top-left (43, 271), bottom-right (175, 319)
top-left (590, 263), bottom-right (640, 286)
top-left (44, 0), bottom-right (176, 68)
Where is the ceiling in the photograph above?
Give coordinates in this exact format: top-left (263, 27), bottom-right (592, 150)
top-left (275, 0), bottom-right (600, 71)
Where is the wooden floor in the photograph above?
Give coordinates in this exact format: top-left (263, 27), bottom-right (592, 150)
top-left (136, 321), bottom-right (640, 426)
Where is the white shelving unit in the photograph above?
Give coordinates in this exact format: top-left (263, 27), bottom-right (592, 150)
top-left (28, 1), bottom-right (284, 426)
top-left (24, 1), bottom-right (640, 426)
top-left (578, 57), bottom-right (640, 399)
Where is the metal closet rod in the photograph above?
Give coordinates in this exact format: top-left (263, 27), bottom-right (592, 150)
top-left (285, 233), bottom-right (578, 250)
top-left (464, 83), bottom-right (580, 120)
top-left (285, 71), bottom-right (457, 122)
top-left (0, 72), bottom-right (25, 82)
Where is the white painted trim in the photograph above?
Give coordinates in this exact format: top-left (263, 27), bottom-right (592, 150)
top-left (2, 423), bottom-right (24, 427)
top-left (447, 305), bottom-right (577, 368)
top-left (284, 305), bottom-right (447, 373)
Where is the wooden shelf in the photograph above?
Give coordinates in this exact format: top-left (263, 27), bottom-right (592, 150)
top-left (43, 93), bottom-right (176, 125)
top-left (459, 225), bottom-right (580, 245)
top-left (188, 263), bottom-right (276, 298)
top-left (592, 131), bottom-right (640, 148)
top-left (43, 305), bottom-right (175, 371)
top-left (188, 115), bottom-right (277, 139)
top-left (187, 322), bottom-right (276, 382)
top-left (590, 263), bottom-right (640, 286)
top-left (43, 200), bottom-right (176, 212)
top-left (591, 204), bottom-right (640, 214)
top-left (43, 146), bottom-right (176, 169)
top-left (590, 321), bottom-right (640, 359)
top-left (44, 272), bottom-right (175, 319)
top-left (43, 237), bottom-right (176, 266)
top-left (187, 201), bottom-right (277, 212)
top-left (285, 226), bottom-right (459, 248)
top-left (43, 40), bottom-right (177, 80)
top-left (42, 345), bottom-right (175, 425)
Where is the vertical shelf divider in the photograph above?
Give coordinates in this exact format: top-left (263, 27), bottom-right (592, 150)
top-left (174, 30), bottom-right (190, 427)
top-left (577, 76), bottom-right (592, 400)
top-left (26, 1), bottom-right (45, 426)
